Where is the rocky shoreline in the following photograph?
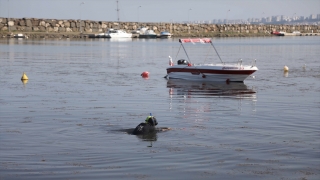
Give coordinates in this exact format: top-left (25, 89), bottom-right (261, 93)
top-left (1, 17), bottom-right (319, 39)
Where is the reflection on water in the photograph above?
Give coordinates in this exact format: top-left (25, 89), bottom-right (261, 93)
top-left (135, 132), bottom-right (158, 142)
top-left (21, 79), bottom-right (28, 85)
top-left (1, 37), bottom-right (319, 180)
top-left (167, 79), bottom-right (256, 99)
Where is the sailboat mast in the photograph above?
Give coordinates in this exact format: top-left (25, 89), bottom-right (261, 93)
top-left (116, 0), bottom-right (120, 22)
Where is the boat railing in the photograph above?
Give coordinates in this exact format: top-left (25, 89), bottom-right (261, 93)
top-left (252, 59), bottom-right (257, 67)
top-left (237, 59), bottom-right (243, 67)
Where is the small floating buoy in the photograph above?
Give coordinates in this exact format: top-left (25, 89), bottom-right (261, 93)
top-left (283, 65), bottom-right (289, 72)
top-left (141, 71), bottom-right (149, 78)
top-left (21, 72), bottom-right (28, 80)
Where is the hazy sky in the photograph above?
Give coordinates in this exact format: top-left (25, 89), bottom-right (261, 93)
top-left (0, 0), bottom-right (319, 22)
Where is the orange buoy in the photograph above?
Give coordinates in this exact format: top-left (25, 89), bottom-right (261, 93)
top-left (141, 71), bottom-right (149, 78)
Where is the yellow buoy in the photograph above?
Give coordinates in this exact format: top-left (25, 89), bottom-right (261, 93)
top-left (283, 66), bottom-right (289, 72)
top-left (21, 72), bottom-right (29, 80)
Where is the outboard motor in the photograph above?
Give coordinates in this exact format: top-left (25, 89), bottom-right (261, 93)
top-left (177, 59), bottom-right (189, 65)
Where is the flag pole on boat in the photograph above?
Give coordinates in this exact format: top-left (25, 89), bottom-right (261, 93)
top-left (209, 41), bottom-right (223, 63)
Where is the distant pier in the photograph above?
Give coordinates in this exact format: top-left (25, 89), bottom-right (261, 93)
top-left (1, 17), bottom-right (319, 39)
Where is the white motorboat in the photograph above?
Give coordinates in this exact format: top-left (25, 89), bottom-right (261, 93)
top-left (159, 31), bottom-right (172, 38)
top-left (13, 34), bottom-right (25, 38)
top-left (105, 29), bottom-right (132, 38)
top-left (165, 38), bottom-right (258, 82)
top-left (138, 27), bottom-right (157, 38)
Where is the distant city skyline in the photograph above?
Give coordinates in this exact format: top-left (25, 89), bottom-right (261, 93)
top-left (0, 0), bottom-right (319, 23)
top-left (187, 13), bottom-right (320, 25)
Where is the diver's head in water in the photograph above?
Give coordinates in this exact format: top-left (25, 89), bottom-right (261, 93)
top-left (132, 115), bottom-right (158, 135)
top-left (145, 116), bottom-right (158, 126)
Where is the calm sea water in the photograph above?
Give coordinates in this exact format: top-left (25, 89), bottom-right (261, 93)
top-left (0, 36), bottom-right (319, 180)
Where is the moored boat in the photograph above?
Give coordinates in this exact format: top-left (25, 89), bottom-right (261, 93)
top-left (105, 29), bottom-right (132, 38)
top-left (284, 31), bottom-right (301, 36)
top-left (271, 31), bottom-right (285, 36)
top-left (165, 38), bottom-right (258, 82)
top-left (138, 27), bottom-right (157, 38)
top-left (13, 34), bottom-right (25, 38)
top-left (159, 31), bottom-right (172, 38)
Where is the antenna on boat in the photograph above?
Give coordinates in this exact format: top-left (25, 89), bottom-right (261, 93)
top-left (180, 42), bottom-right (191, 63)
top-left (209, 41), bottom-right (223, 63)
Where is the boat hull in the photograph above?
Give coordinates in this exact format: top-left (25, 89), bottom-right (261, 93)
top-left (160, 35), bottom-right (171, 38)
top-left (139, 34), bottom-right (157, 38)
top-left (166, 65), bottom-right (257, 82)
top-left (106, 34), bottom-right (132, 38)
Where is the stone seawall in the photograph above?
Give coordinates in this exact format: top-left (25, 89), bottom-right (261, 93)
top-left (1, 17), bottom-right (319, 38)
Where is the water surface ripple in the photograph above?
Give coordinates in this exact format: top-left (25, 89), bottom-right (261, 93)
top-left (0, 37), bottom-right (319, 179)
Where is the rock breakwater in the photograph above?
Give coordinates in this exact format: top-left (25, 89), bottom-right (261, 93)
top-left (1, 17), bottom-right (319, 38)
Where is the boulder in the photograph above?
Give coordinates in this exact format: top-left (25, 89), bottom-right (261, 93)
top-left (70, 22), bottom-right (76, 28)
top-left (16, 26), bottom-right (25, 31)
top-left (39, 21), bottom-right (46, 26)
top-left (85, 28), bottom-right (92, 32)
top-left (1, 26), bottom-right (8, 31)
top-left (19, 20), bottom-right (26, 26)
top-left (25, 27), bottom-right (32, 32)
top-left (59, 27), bottom-right (66, 32)
top-left (26, 19), bottom-right (32, 27)
top-left (64, 21), bottom-right (70, 27)
top-left (8, 21), bottom-right (14, 26)
top-left (47, 27), bottom-right (54, 32)
top-left (101, 23), bottom-right (107, 29)
top-left (32, 20), bottom-right (39, 26)
top-left (32, 27), bottom-right (39, 31)
top-left (92, 23), bottom-right (99, 28)
top-left (39, 26), bottom-right (46, 31)
top-left (85, 22), bottom-right (90, 28)
top-left (2, 18), bottom-right (8, 24)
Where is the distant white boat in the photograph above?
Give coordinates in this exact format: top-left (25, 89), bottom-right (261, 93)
top-left (284, 31), bottom-right (301, 36)
top-left (13, 34), bottom-right (25, 38)
top-left (138, 27), bottom-right (157, 38)
top-left (160, 31), bottom-right (172, 38)
top-left (105, 29), bottom-right (132, 38)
